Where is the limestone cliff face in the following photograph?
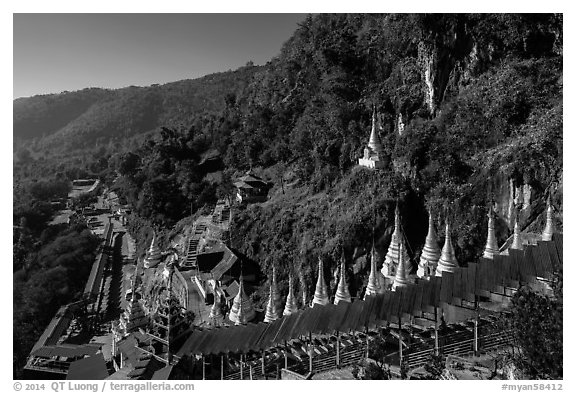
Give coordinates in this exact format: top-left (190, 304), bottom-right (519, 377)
top-left (490, 172), bottom-right (563, 236)
top-left (416, 23), bottom-right (476, 118)
top-left (492, 174), bottom-right (536, 228)
top-left (414, 15), bottom-right (561, 121)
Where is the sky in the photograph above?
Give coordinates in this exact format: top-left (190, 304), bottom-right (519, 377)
top-left (13, 14), bottom-right (307, 98)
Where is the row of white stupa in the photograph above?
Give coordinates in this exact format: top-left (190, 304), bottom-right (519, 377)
top-left (219, 200), bottom-right (556, 326)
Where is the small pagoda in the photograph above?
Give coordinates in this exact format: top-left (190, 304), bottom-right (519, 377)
top-left (312, 257), bottom-right (330, 306)
top-left (365, 243), bottom-right (386, 298)
top-left (381, 205), bottom-right (411, 280)
top-left (283, 274), bottom-right (299, 316)
top-left (542, 197), bottom-right (555, 241)
top-left (358, 109), bottom-right (386, 169)
top-left (334, 253), bottom-right (351, 305)
top-left (482, 207), bottom-right (499, 259)
top-left (144, 232), bottom-right (162, 268)
top-left (264, 267), bottom-right (282, 323)
top-left (228, 274), bottom-right (256, 325)
top-left (417, 211), bottom-right (441, 279)
top-left (392, 242), bottom-right (410, 291)
top-left (118, 267), bottom-right (148, 336)
top-left (435, 219), bottom-right (459, 277)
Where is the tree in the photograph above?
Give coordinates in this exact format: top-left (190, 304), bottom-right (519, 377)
top-left (351, 334), bottom-right (393, 380)
top-left (118, 152), bottom-right (142, 177)
top-left (70, 193), bottom-right (97, 211)
top-left (423, 353), bottom-right (446, 379)
top-left (16, 147), bottom-right (33, 163)
top-left (505, 285), bottom-right (562, 379)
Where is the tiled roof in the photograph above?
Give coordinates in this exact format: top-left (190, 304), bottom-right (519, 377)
top-left (67, 353), bottom-right (108, 380)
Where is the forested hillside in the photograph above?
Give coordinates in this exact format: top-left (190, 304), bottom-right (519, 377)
top-left (14, 12), bottom-right (563, 315)
top-left (222, 14), bottom-right (563, 300)
top-left (13, 64), bottom-right (262, 152)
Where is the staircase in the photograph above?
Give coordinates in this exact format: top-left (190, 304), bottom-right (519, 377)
top-left (181, 237), bottom-right (199, 269)
top-left (195, 223), bottom-right (207, 235)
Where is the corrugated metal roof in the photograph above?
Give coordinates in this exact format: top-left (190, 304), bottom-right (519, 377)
top-left (441, 272), bottom-right (453, 303)
top-left (31, 305), bottom-right (73, 353)
top-left (465, 263), bottom-right (477, 302)
top-left (174, 237), bottom-right (561, 356)
top-left (32, 343), bottom-right (101, 359)
top-left (327, 302), bottom-right (350, 331)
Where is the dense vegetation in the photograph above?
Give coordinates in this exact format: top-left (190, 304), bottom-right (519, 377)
top-left (223, 14), bottom-right (563, 304)
top-left (13, 223), bottom-right (101, 378)
top-left (504, 269), bottom-right (563, 379)
top-left (13, 156), bottom-right (103, 378)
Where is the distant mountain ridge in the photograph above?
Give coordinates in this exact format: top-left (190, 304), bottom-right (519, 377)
top-left (13, 65), bottom-right (263, 151)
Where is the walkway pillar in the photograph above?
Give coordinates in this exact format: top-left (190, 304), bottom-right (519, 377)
top-left (240, 354), bottom-right (244, 380)
top-left (261, 350), bottom-right (265, 379)
top-left (309, 332), bottom-right (314, 373)
top-left (220, 355), bottom-right (224, 380)
top-left (249, 364), bottom-right (253, 380)
top-left (202, 355), bottom-right (205, 380)
top-left (473, 318), bottom-right (479, 355)
top-left (434, 308), bottom-right (439, 356)
top-left (398, 316), bottom-right (403, 367)
top-left (336, 331), bottom-right (340, 368)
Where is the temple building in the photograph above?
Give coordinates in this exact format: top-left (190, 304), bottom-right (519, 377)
top-left (233, 171), bottom-right (271, 204)
top-left (283, 274), bottom-right (299, 316)
top-left (137, 264), bottom-right (193, 366)
top-left (140, 295), bottom-right (192, 366)
top-left (483, 207), bottom-right (499, 259)
top-left (334, 255), bottom-right (351, 304)
top-left (435, 219), bottom-right (459, 277)
top-left (381, 205), bottom-right (411, 280)
top-left (312, 257), bottom-right (330, 306)
top-left (228, 274), bottom-right (256, 325)
top-left (358, 109), bottom-right (386, 169)
top-left (417, 212), bottom-right (441, 279)
top-left (144, 233), bottom-right (162, 268)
